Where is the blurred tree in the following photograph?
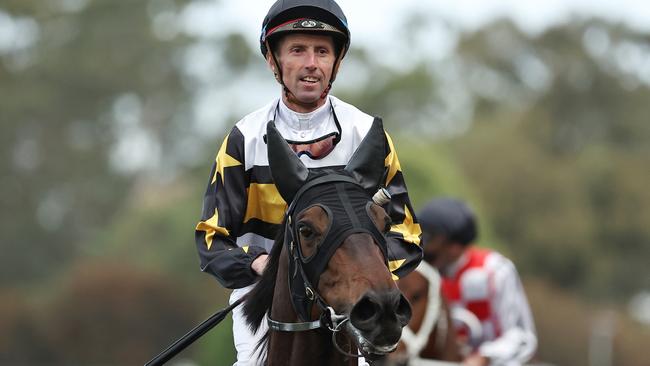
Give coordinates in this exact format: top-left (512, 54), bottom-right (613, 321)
top-left (40, 261), bottom-right (199, 364)
top-left (2, 0), bottom-right (650, 363)
top-left (449, 19), bottom-right (650, 300)
top-left (0, 291), bottom-right (54, 363)
top-left (0, 0), bottom-right (193, 285)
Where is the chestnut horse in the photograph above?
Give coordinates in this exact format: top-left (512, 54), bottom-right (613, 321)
top-left (243, 119), bottom-right (412, 365)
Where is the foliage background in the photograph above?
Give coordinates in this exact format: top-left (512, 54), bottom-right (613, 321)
top-left (1, 0), bottom-right (649, 365)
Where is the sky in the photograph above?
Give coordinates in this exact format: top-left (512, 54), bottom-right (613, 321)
top-left (176, 0), bottom-right (650, 75)
top-left (182, 0), bottom-right (650, 43)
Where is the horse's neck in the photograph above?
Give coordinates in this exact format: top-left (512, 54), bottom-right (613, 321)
top-left (268, 330), bottom-right (355, 366)
top-left (267, 247), bottom-right (356, 366)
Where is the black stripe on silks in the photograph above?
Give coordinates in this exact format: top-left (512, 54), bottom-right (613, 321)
top-left (212, 129), bottom-right (248, 233)
top-left (240, 218), bottom-right (282, 241)
top-left (249, 165), bottom-right (347, 185)
top-left (201, 165), bottom-right (218, 220)
top-left (387, 171), bottom-right (408, 196)
top-left (386, 173), bottom-right (412, 223)
top-left (387, 236), bottom-right (423, 278)
top-left (226, 126), bottom-right (245, 163)
top-left (249, 165), bottom-right (274, 184)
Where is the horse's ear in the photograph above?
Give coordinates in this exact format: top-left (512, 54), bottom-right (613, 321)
top-left (267, 121), bottom-right (309, 202)
top-left (344, 117), bottom-right (386, 192)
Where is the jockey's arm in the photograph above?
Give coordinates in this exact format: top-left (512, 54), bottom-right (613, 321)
top-left (478, 259), bottom-right (537, 365)
top-left (382, 131), bottom-right (423, 280)
top-left (195, 129), bottom-right (269, 289)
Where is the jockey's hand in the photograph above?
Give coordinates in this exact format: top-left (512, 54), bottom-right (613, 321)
top-left (463, 353), bottom-right (489, 366)
top-left (251, 254), bottom-right (269, 276)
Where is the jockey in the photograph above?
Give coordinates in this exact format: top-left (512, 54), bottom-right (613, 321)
top-left (418, 198), bottom-right (537, 366)
top-left (194, 0), bottom-right (423, 364)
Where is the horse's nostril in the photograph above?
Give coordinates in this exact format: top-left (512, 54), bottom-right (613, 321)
top-left (395, 294), bottom-right (412, 327)
top-left (350, 295), bottom-right (380, 330)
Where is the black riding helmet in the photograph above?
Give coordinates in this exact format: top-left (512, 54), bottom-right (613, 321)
top-left (260, 0), bottom-right (351, 97)
top-left (260, 0), bottom-right (350, 58)
top-left (418, 198), bottom-right (478, 246)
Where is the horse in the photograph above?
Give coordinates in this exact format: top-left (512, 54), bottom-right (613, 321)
top-left (376, 261), bottom-right (462, 366)
top-left (398, 261), bottom-right (463, 365)
top-left (243, 118), bottom-right (412, 365)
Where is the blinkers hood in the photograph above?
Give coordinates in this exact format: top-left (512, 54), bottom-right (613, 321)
top-left (284, 175), bottom-right (388, 321)
top-left (266, 118), bottom-right (390, 321)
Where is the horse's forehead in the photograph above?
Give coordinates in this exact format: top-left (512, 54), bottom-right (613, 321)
top-left (292, 178), bottom-right (370, 210)
top-left (296, 204), bottom-right (327, 220)
top-left (322, 236), bottom-right (393, 288)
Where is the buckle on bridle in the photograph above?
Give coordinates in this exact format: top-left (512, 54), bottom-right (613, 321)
top-left (320, 306), bottom-right (348, 332)
top-left (306, 287), bottom-right (315, 300)
top-left (323, 306), bottom-right (361, 358)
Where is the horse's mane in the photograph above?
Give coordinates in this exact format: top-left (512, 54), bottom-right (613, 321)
top-left (242, 214), bottom-right (287, 335)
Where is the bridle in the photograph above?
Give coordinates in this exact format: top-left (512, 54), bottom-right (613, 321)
top-left (266, 173), bottom-right (389, 357)
top-left (400, 262), bottom-right (486, 365)
top-left (400, 261), bottom-right (445, 359)
top-left (267, 306), bottom-right (356, 357)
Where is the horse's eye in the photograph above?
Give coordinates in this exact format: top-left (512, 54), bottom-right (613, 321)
top-left (298, 224), bottom-right (314, 239)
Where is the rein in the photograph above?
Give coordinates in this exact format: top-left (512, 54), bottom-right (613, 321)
top-left (145, 297), bottom-right (245, 366)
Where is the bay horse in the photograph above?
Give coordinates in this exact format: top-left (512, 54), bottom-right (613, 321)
top-left (378, 261), bottom-right (462, 366)
top-left (243, 118), bottom-right (412, 365)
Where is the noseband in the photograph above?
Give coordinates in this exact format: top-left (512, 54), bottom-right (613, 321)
top-left (266, 173), bottom-right (388, 349)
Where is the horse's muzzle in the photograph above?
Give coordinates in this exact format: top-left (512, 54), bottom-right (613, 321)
top-left (348, 288), bottom-right (412, 354)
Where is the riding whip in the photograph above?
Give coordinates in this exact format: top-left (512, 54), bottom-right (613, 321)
top-left (144, 297), bottom-right (244, 366)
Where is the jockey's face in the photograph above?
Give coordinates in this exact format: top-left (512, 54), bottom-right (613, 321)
top-left (268, 33), bottom-right (336, 112)
top-left (423, 234), bottom-right (465, 275)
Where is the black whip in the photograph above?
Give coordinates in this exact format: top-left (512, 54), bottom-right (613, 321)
top-left (145, 297), bottom-right (244, 366)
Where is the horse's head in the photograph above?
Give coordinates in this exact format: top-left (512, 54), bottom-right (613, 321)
top-left (263, 117), bottom-right (412, 357)
top-left (287, 175), bottom-right (412, 355)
